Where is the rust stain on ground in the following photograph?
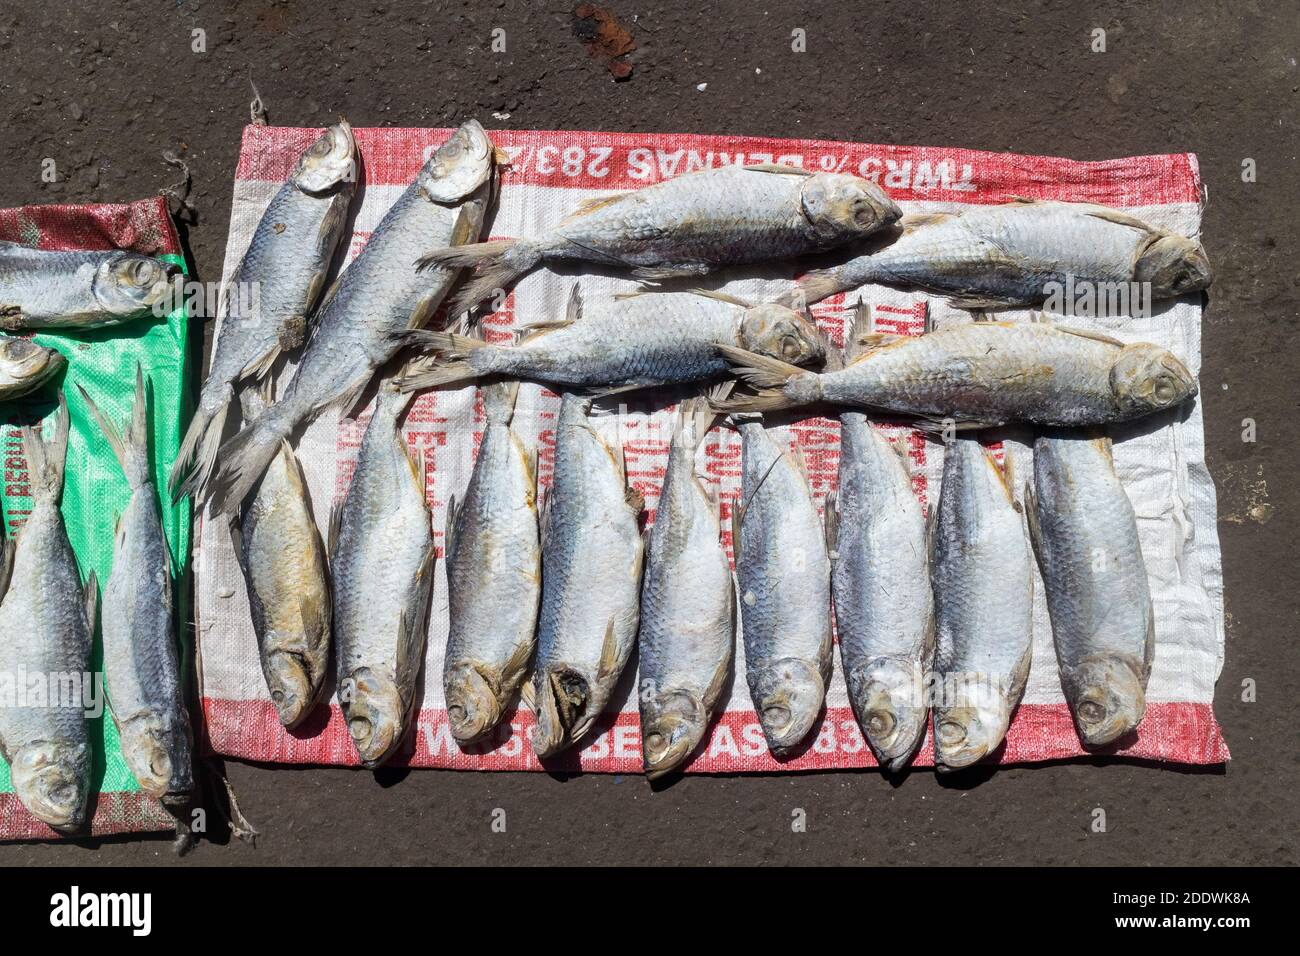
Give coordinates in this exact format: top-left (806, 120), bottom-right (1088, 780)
top-left (572, 4), bottom-right (636, 80)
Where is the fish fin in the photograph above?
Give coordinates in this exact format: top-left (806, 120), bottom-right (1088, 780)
top-left (683, 288), bottom-right (752, 309)
top-left (519, 675), bottom-right (537, 712)
top-left (793, 269), bottom-right (848, 306)
top-left (742, 163), bottom-right (813, 176)
top-left (851, 332), bottom-right (904, 357)
top-left (513, 319), bottom-right (572, 342)
top-left (1092, 434), bottom-right (1115, 463)
top-left (730, 493), bottom-right (744, 543)
top-left (404, 328), bottom-right (490, 358)
top-left (560, 192), bottom-right (628, 222)
top-left (715, 344), bottom-right (804, 389)
top-left (921, 299), bottom-right (935, 334)
top-left (899, 211), bottom-right (953, 229)
top-left (711, 388), bottom-right (798, 415)
top-left (395, 349), bottom-right (485, 393)
top-left (240, 342), bottom-right (284, 383)
top-left (595, 616), bottom-right (622, 684)
top-left (947, 295), bottom-right (1020, 312)
top-left (416, 239), bottom-right (528, 317)
top-left (169, 387), bottom-right (235, 504)
top-left (443, 494), bottom-right (459, 568)
top-left (823, 491), bottom-right (839, 554)
top-left (499, 635), bottom-right (536, 695)
top-left (702, 628), bottom-right (733, 713)
top-left (21, 393), bottom-right (70, 501)
top-left (924, 495), bottom-right (939, 563)
top-left (1055, 324), bottom-right (1125, 347)
top-left (564, 282), bottom-right (583, 324)
top-left (1023, 480), bottom-right (1045, 567)
top-left (77, 380), bottom-right (133, 487)
top-left (1085, 208), bottom-right (1163, 234)
top-left (631, 263), bottom-right (711, 281)
top-left (316, 191), bottom-right (351, 261)
top-left (625, 483), bottom-right (645, 514)
top-left (788, 438), bottom-right (811, 485)
top-left (911, 415), bottom-right (1000, 435)
top-left (327, 501), bottom-right (344, 556)
top-left (203, 417), bottom-right (290, 515)
top-left (394, 542), bottom-right (437, 701)
top-left (82, 569), bottom-right (99, 632)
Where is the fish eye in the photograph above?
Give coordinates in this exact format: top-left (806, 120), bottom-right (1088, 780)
top-left (1078, 701), bottom-right (1106, 723)
top-left (1153, 376), bottom-right (1178, 404)
top-left (938, 720), bottom-right (966, 746)
top-left (780, 335), bottom-right (802, 360)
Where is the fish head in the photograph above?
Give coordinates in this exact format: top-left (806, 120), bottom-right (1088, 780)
top-left (9, 740), bottom-right (89, 831)
top-left (340, 667), bottom-right (408, 767)
top-left (118, 712), bottom-right (192, 802)
top-left (264, 647), bottom-right (320, 728)
top-left (738, 303), bottom-right (827, 367)
top-left (846, 657), bottom-right (928, 771)
top-left (292, 119), bottom-right (359, 194)
top-left (640, 689), bottom-right (709, 779)
top-left (748, 657), bottom-right (825, 756)
top-left (801, 173), bottom-right (902, 241)
top-left (93, 252), bottom-right (180, 318)
top-left (933, 678), bottom-right (1012, 771)
top-left (528, 666), bottom-right (591, 759)
top-left (1134, 234), bottom-right (1213, 298)
top-left (444, 662), bottom-right (504, 745)
top-left (1110, 343), bottom-right (1198, 417)
top-left (418, 120), bottom-right (495, 203)
top-left (1063, 654), bottom-right (1147, 746)
top-left (0, 338), bottom-right (65, 387)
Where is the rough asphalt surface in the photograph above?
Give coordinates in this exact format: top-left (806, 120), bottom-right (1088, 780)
top-left (0, 1), bottom-right (1295, 865)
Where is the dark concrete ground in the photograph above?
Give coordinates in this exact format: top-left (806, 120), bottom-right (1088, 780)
top-left (0, 0), bottom-right (1296, 865)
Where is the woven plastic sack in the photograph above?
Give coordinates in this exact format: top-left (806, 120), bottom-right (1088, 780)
top-left (0, 197), bottom-right (190, 839)
top-left (197, 128), bottom-right (1229, 772)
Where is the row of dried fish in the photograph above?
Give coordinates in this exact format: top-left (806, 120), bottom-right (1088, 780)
top-left (181, 121), bottom-right (1186, 774)
top-left (0, 377), bottom-right (193, 831)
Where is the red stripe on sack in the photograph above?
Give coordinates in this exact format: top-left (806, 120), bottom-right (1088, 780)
top-left (200, 697), bottom-right (1230, 773)
top-left (0, 791), bottom-right (175, 843)
top-left (234, 125), bottom-right (1201, 206)
top-left (0, 195), bottom-right (181, 256)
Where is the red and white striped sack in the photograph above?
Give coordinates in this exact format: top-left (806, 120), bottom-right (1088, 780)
top-left (195, 127), bottom-right (1230, 772)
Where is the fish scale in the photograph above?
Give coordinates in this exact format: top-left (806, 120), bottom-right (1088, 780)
top-left (205, 120), bottom-right (499, 516)
top-left (332, 383), bottom-right (436, 768)
top-left (930, 437), bottom-right (1034, 771)
top-left (733, 418), bottom-right (831, 757)
top-left (0, 398), bottom-right (94, 830)
top-left (637, 397), bottom-right (734, 777)
top-left (529, 393), bottom-right (643, 758)
top-left (828, 412), bottom-right (933, 770)
top-left (171, 121), bottom-right (358, 502)
top-left (799, 200), bottom-right (1212, 308)
top-left (1028, 433), bottom-right (1154, 745)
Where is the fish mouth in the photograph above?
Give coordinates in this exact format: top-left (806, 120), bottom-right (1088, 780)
top-left (848, 660), bottom-right (929, 771)
top-left (295, 119), bottom-right (358, 193)
top-left (420, 119), bottom-right (495, 203)
top-left (340, 669), bottom-right (407, 768)
top-left (1066, 655), bottom-right (1147, 746)
top-left (1, 340), bottom-right (65, 386)
top-left (529, 665), bottom-right (599, 759)
top-left (750, 658), bottom-right (825, 757)
top-left (264, 649), bottom-right (320, 728)
top-left (10, 742), bottom-right (88, 831)
top-left (444, 663), bottom-right (502, 746)
top-left (641, 691), bottom-right (708, 779)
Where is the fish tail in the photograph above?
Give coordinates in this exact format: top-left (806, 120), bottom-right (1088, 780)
top-left (793, 268), bottom-right (851, 306)
top-left (396, 331), bottom-right (492, 392)
top-left (76, 365), bottom-right (151, 489)
top-left (713, 389), bottom-right (800, 414)
top-left (415, 239), bottom-right (535, 317)
top-left (204, 410), bottom-right (291, 515)
top-left (169, 382), bottom-right (234, 502)
top-left (715, 344), bottom-right (807, 390)
top-left (21, 393), bottom-right (70, 501)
